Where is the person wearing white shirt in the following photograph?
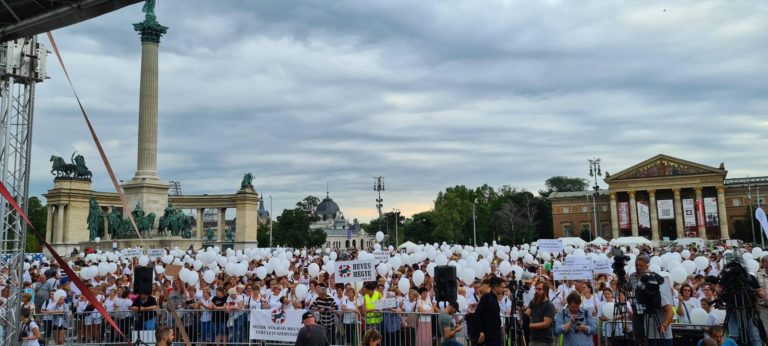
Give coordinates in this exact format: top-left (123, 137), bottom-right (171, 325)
top-left (676, 284), bottom-right (701, 324)
top-left (20, 308), bottom-right (41, 346)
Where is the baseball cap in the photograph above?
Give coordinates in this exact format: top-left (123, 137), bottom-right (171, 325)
top-left (301, 311), bottom-right (314, 322)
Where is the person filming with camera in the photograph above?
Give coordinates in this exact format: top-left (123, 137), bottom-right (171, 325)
top-left (554, 291), bottom-right (597, 346)
top-left (629, 254), bottom-right (674, 346)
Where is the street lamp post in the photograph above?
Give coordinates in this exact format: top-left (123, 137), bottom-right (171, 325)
top-left (588, 158), bottom-right (602, 241)
top-left (472, 199), bottom-right (477, 246)
top-left (269, 195), bottom-right (273, 248)
top-left (393, 208), bottom-right (400, 247)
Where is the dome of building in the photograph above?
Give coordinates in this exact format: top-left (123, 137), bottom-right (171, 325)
top-left (316, 194), bottom-right (340, 220)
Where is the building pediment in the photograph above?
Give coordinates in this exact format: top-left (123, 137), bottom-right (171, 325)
top-left (605, 154), bottom-right (726, 182)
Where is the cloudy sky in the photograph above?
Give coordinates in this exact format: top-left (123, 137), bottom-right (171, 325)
top-left (30, 0), bottom-right (768, 222)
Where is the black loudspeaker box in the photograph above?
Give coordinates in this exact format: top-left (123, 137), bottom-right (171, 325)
top-left (134, 266), bottom-right (154, 295)
top-left (434, 265), bottom-right (457, 303)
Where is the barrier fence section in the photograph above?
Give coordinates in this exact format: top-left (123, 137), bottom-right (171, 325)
top-left (26, 308), bottom-right (716, 346)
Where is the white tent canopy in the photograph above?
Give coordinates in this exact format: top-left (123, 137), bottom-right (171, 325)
top-left (397, 241), bottom-right (417, 250)
top-left (589, 237), bottom-right (609, 245)
top-left (560, 237), bottom-right (588, 248)
top-left (610, 236), bottom-right (653, 247)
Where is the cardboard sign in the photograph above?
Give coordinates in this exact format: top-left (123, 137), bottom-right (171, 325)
top-left (552, 267), bottom-right (593, 281)
top-left (374, 298), bottom-right (398, 310)
top-left (538, 239), bottom-right (563, 254)
top-left (122, 248), bottom-right (142, 259)
top-left (592, 259), bottom-right (612, 274)
top-left (334, 260), bottom-right (375, 283)
top-left (147, 249), bottom-right (165, 258)
top-left (165, 264), bottom-right (182, 277)
top-left (563, 257), bottom-right (591, 269)
top-left (373, 250), bottom-right (391, 263)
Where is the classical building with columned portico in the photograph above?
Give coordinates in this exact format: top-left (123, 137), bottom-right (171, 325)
top-left (550, 154), bottom-right (768, 241)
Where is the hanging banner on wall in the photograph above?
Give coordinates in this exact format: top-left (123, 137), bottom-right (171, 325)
top-left (683, 199), bottom-right (696, 227)
top-left (250, 309), bottom-right (305, 342)
top-left (704, 197), bottom-right (719, 226)
top-left (618, 202), bottom-right (630, 229)
top-left (657, 200), bottom-right (674, 220)
top-left (637, 201), bottom-right (651, 228)
top-left (696, 200), bottom-right (706, 228)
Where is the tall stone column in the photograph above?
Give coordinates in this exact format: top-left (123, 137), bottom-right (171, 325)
top-left (649, 190), bottom-right (659, 241)
top-left (218, 208), bottom-right (227, 242)
top-left (55, 204), bottom-right (66, 244)
top-left (717, 186), bottom-right (730, 239)
top-left (123, 13), bottom-right (170, 227)
top-left (629, 191), bottom-right (639, 236)
top-left (673, 188), bottom-right (684, 239)
top-left (197, 208), bottom-right (204, 238)
top-left (46, 205), bottom-right (53, 243)
top-left (610, 192), bottom-right (619, 239)
top-left (695, 187), bottom-right (706, 239)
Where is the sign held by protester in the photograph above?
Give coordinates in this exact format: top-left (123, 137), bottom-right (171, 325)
top-left (374, 298), bottom-right (398, 310)
top-left (538, 239), bottom-right (563, 254)
top-left (334, 259), bottom-right (375, 283)
top-left (250, 309), bottom-right (305, 342)
top-left (373, 250), bottom-right (390, 263)
top-left (147, 248), bottom-right (165, 257)
top-left (122, 248), bottom-right (142, 258)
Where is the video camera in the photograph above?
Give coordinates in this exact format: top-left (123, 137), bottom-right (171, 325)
top-left (636, 272), bottom-right (664, 312)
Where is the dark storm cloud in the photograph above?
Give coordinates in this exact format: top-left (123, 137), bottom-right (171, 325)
top-left (29, 0), bottom-right (768, 220)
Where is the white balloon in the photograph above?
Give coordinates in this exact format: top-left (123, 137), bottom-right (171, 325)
top-left (376, 231), bottom-right (385, 242)
top-left (326, 260), bottom-right (336, 274)
top-left (743, 253), bottom-right (754, 262)
top-left (523, 254), bottom-right (534, 264)
top-left (308, 263), bottom-right (321, 277)
top-left (155, 265), bottom-right (165, 274)
top-left (398, 277), bottom-right (411, 293)
top-left (670, 267), bottom-right (688, 284)
top-left (511, 265), bottom-right (523, 280)
top-left (681, 260), bottom-right (695, 275)
top-left (255, 267), bottom-right (267, 280)
top-left (54, 289), bottom-right (67, 302)
top-left (499, 261), bottom-right (512, 276)
top-left (649, 264), bottom-right (661, 274)
top-left (193, 260), bottom-right (203, 271)
top-left (460, 268), bottom-right (475, 284)
top-left (203, 270), bottom-right (215, 284)
top-left (694, 256), bottom-right (709, 271)
top-left (748, 259), bottom-right (759, 274)
top-left (377, 263), bottom-right (390, 277)
top-left (681, 250), bottom-right (691, 259)
top-left (330, 252), bottom-right (338, 261)
top-left (97, 262), bottom-right (110, 276)
top-left (138, 255), bottom-right (150, 266)
top-left (295, 284), bottom-right (309, 299)
top-left (690, 308), bottom-right (708, 325)
top-left (752, 248), bottom-right (763, 259)
top-left (412, 270), bottom-right (425, 286)
top-left (427, 262), bottom-right (437, 277)
top-left (161, 255), bottom-right (173, 264)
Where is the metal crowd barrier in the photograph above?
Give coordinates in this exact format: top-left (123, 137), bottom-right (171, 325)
top-left (27, 307), bottom-right (545, 346)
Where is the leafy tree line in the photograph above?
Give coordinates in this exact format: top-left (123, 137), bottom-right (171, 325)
top-left (361, 176), bottom-right (590, 246)
top-left (269, 195), bottom-right (328, 248)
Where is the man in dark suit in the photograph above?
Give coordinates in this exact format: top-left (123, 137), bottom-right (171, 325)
top-left (475, 276), bottom-right (504, 346)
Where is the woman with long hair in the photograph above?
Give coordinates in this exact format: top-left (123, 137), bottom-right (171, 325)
top-left (676, 283), bottom-right (700, 324)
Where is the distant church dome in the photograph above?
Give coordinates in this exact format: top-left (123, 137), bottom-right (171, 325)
top-left (316, 193), bottom-right (340, 220)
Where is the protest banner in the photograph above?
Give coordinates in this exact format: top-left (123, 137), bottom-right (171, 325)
top-left (592, 259), bottom-right (612, 274)
top-left (538, 239), bottom-right (563, 254)
top-left (122, 248), bottom-right (142, 258)
top-left (334, 259), bottom-right (375, 283)
top-left (552, 266), bottom-right (593, 281)
top-left (374, 298), bottom-right (398, 310)
top-left (373, 250), bottom-right (391, 263)
top-left (250, 309), bottom-right (305, 342)
top-left (147, 248), bottom-right (165, 258)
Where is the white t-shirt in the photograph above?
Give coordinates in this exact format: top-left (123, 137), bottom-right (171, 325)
top-left (21, 320), bottom-right (40, 346)
top-left (341, 297), bottom-right (357, 324)
top-left (677, 297), bottom-right (701, 324)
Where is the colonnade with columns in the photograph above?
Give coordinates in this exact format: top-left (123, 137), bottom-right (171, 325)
top-left (609, 185), bottom-right (729, 240)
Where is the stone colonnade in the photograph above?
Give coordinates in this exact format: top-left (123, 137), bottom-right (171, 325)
top-left (609, 185), bottom-right (729, 240)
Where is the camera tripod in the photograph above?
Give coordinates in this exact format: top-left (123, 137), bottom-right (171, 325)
top-left (722, 289), bottom-right (767, 345)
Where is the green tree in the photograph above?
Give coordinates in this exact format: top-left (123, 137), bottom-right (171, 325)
top-left (539, 176), bottom-right (589, 197)
top-left (403, 211), bottom-right (437, 244)
top-left (273, 208), bottom-right (313, 248)
top-left (296, 195), bottom-right (321, 222)
top-left (257, 223), bottom-right (271, 247)
top-left (26, 196), bottom-right (47, 252)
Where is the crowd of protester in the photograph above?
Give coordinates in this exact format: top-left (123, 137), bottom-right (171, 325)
top-left (0, 240), bottom-right (764, 345)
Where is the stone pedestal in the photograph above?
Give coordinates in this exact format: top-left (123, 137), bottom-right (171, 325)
top-left (122, 178), bottom-right (169, 228)
top-left (234, 187), bottom-right (260, 244)
top-left (47, 178), bottom-right (93, 245)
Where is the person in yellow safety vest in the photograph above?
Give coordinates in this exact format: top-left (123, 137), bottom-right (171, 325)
top-left (363, 283), bottom-right (383, 328)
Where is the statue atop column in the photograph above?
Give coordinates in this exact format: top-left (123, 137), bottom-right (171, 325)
top-left (142, 0), bottom-right (157, 17)
top-left (241, 172), bottom-right (254, 190)
top-left (134, 0), bottom-right (167, 44)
